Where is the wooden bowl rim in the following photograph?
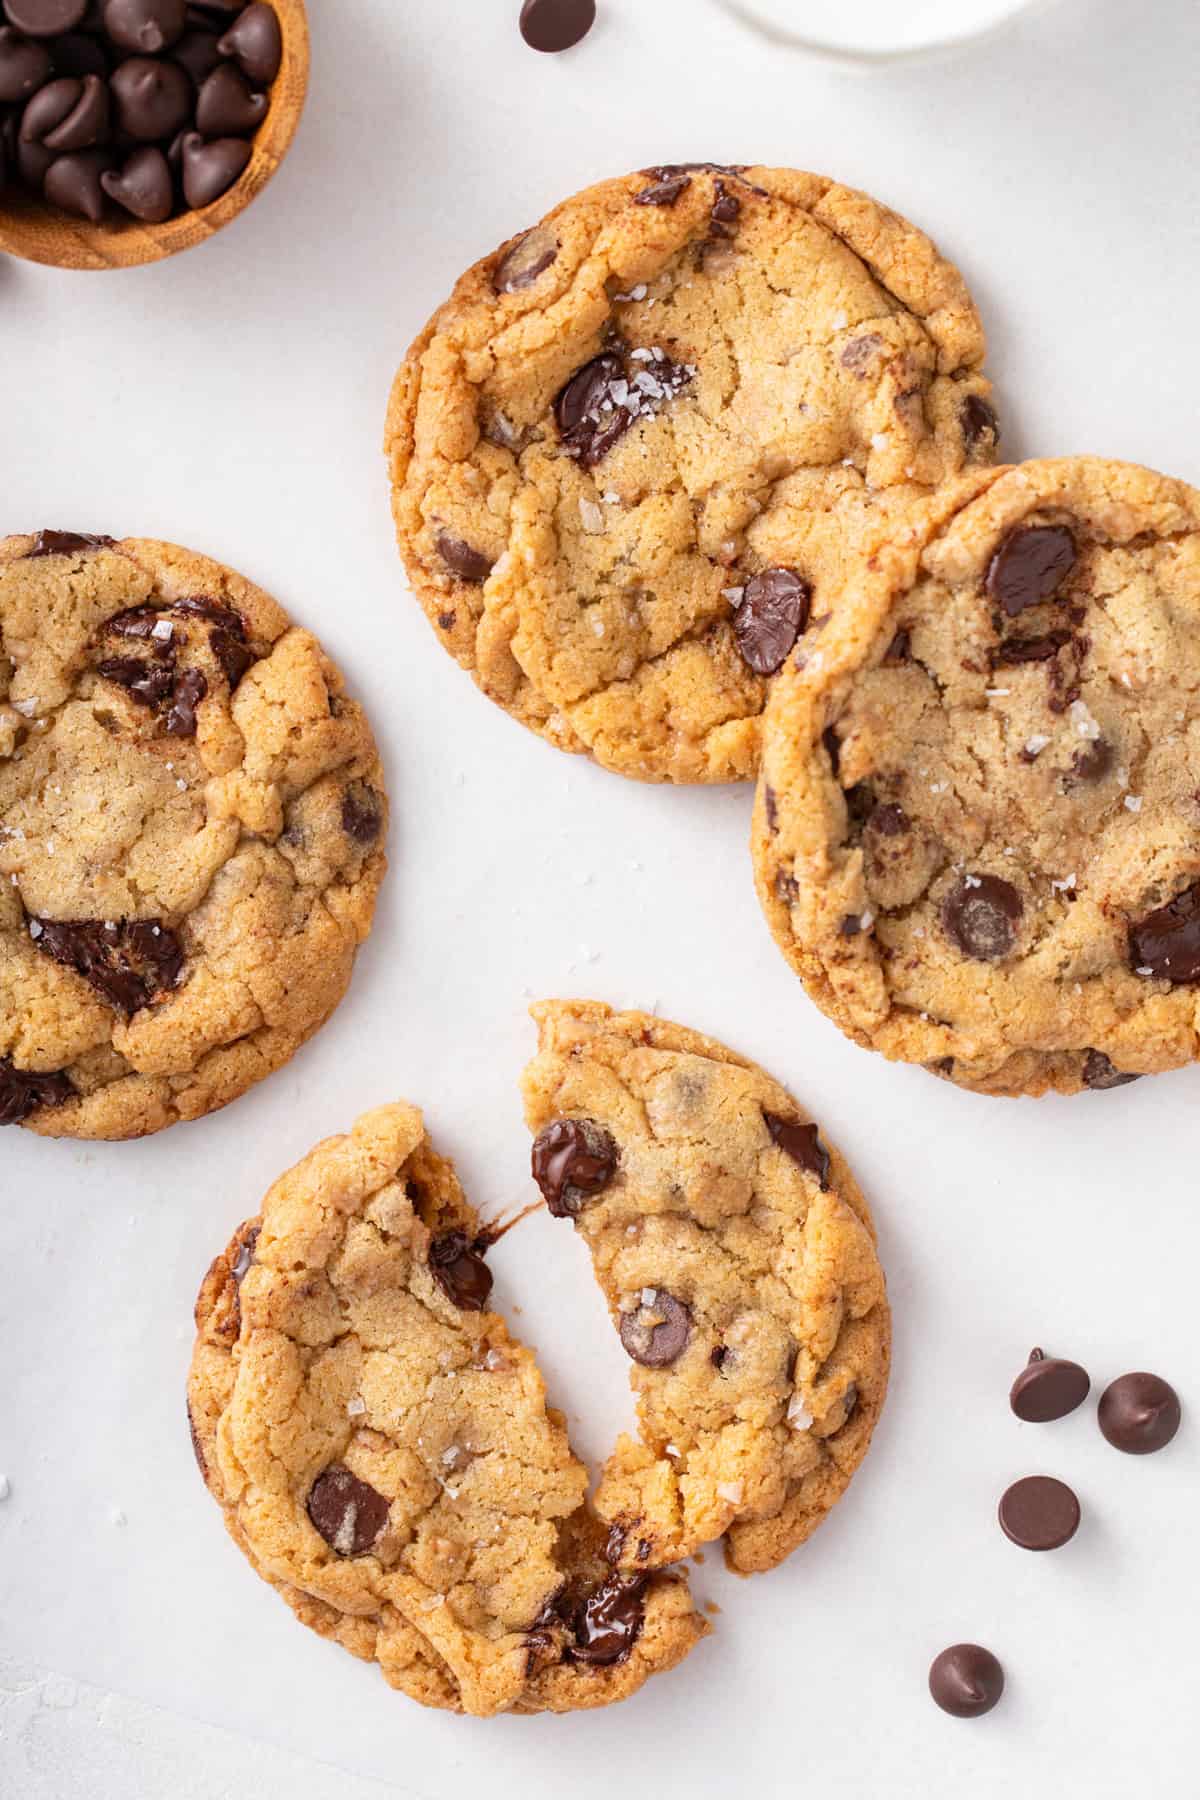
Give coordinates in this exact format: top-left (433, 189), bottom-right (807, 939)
top-left (0, 0), bottom-right (309, 273)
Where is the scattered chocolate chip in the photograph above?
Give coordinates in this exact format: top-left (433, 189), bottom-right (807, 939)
top-left (1129, 882), bottom-right (1200, 984)
top-left (519, 0), bottom-right (595, 53)
top-left (436, 530), bottom-right (493, 584)
top-left (840, 332), bottom-right (883, 374)
top-left (929, 1644), bottom-right (1004, 1718)
top-left (992, 628), bottom-right (1072, 665)
top-left (6, 0), bottom-right (87, 34)
top-left (164, 665), bottom-right (207, 736)
top-left (942, 874), bottom-right (1022, 962)
top-left (1009, 1348), bottom-right (1090, 1422)
top-left (1069, 738), bottom-right (1114, 784)
top-left (20, 71), bottom-right (109, 150)
top-left (998, 1475), bottom-right (1080, 1551)
top-left (494, 224), bottom-right (558, 293)
top-left (986, 524), bottom-right (1077, 617)
top-left (618, 1289), bottom-right (691, 1367)
top-left (100, 143), bottom-right (172, 220)
top-left (179, 128), bottom-right (249, 206)
top-left (867, 801), bottom-right (909, 838)
top-left (1081, 1049), bottom-right (1139, 1090)
top-left (764, 1110), bottom-right (831, 1190)
top-left (43, 146), bottom-right (114, 219)
top-left (101, 0), bottom-right (186, 53)
top-left (1098, 1372), bottom-right (1181, 1455)
top-left (0, 1055), bottom-right (74, 1125)
top-left (555, 342), bottom-right (693, 469)
top-left (961, 393), bottom-right (1000, 457)
top-left (565, 1573), bottom-right (648, 1665)
top-left (428, 1230), bottom-right (494, 1312)
top-left (634, 171), bottom-right (691, 207)
top-left (307, 1466), bottom-right (390, 1557)
top-left (111, 53), bottom-right (191, 138)
top-left (31, 916), bottom-right (184, 1014)
top-left (29, 528), bottom-right (114, 556)
top-left (215, 0), bottom-right (280, 83)
top-left (341, 784), bottom-right (383, 845)
top-left (733, 568), bottom-right (812, 676)
top-left (531, 1117), bottom-right (618, 1217)
top-left (0, 26), bottom-right (52, 102)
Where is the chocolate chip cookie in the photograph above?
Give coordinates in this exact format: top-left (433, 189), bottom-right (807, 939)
top-left (754, 457), bottom-right (1200, 1095)
top-left (387, 164), bottom-right (995, 783)
top-left (0, 531), bottom-right (386, 1138)
top-left (187, 1103), bottom-right (707, 1716)
top-left (523, 1000), bottom-right (889, 1574)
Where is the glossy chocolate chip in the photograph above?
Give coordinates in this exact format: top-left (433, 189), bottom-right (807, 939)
top-left (100, 143), bottom-right (172, 220)
top-left (733, 568), bottom-right (812, 676)
top-left (20, 72), bottom-right (109, 150)
top-left (169, 26), bottom-right (220, 83)
top-left (30, 528), bottom-right (114, 556)
top-left (993, 628), bottom-right (1072, 665)
top-left (436, 531), bottom-right (492, 584)
top-left (942, 874), bottom-right (1022, 962)
top-left (519, 0), bottom-right (595, 53)
top-left (96, 652), bottom-right (176, 708)
top-left (428, 1231), bottom-right (494, 1312)
top-left (1129, 882), bottom-right (1200, 983)
top-left (179, 128), bottom-right (248, 205)
top-left (43, 145), bottom-right (113, 218)
top-left (31, 916), bottom-right (183, 1014)
top-left (928, 1644), bottom-right (1004, 1718)
top-left (194, 58), bottom-right (264, 133)
top-left (764, 1110), bottom-right (831, 1190)
top-left (986, 524), bottom-right (1077, 617)
top-left (555, 344), bottom-right (693, 469)
top-left (341, 784), bottom-right (383, 845)
top-left (164, 665), bottom-right (206, 736)
top-left (215, 1), bottom-right (280, 84)
top-left (111, 54), bottom-right (192, 139)
top-left (710, 177), bottom-right (739, 229)
top-left (618, 1289), bottom-right (691, 1367)
top-left (1098, 1372), bottom-right (1181, 1455)
top-left (1009, 1348), bottom-right (1090, 1422)
top-left (961, 393), bottom-right (999, 457)
top-left (6, 0), bottom-right (87, 35)
top-left (1081, 1049), bottom-right (1139, 1090)
top-left (0, 1056), bottom-right (74, 1125)
top-left (307, 1466), bottom-right (390, 1557)
top-left (494, 224), bottom-right (558, 292)
top-left (634, 171), bottom-right (690, 207)
top-left (566, 1573), bottom-right (648, 1665)
top-left (998, 1475), bottom-right (1080, 1551)
top-left (531, 1117), bottom-right (618, 1216)
top-left (0, 26), bottom-right (53, 102)
top-left (102, 0), bottom-right (186, 52)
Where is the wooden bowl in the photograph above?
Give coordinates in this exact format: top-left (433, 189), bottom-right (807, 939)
top-left (0, 0), bottom-right (309, 273)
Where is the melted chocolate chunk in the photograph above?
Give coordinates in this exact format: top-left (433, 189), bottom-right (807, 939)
top-left (1081, 1049), bottom-right (1139, 1090)
top-left (96, 654), bottom-right (176, 708)
top-left (0, 1056), bottom-right (74, 1125)
top-left (231, 1223), bottom-right (260, 1283)
top-left (986, 524), bottom-right (1077, 617)
top-left (531, 1118), bottom-right (618, 1216)
top-left (993, 629), bottom-right (1073, 665)
top-left (822, 724), bottom-right (841, 777)
top-left (1129, 882), bottom-right (1200, 983)
top-left (618, 1290), bottom-right (691, 1367)
top-left (341, 784), bottom-right (383, 845)
top-left (1070, 738), bottom-right (1113, 784)
top-left (764, 1110), bottom-right (831, 1190)
top-left (428, 1231), bottom-right (494, 1312)
top-left (566, 1573), bottom-right (648, 1666)
top-left (942, 874), bottom-right (1023, 962)
top-left (494, 225), bottom-right (558, 292)
top-left (634, 171), bottom-right (691, 207)
top-left (884, 628), bottom-right (911, 664)
top-left (840, 332), bottom-right (883, 374)
top-left (710, 178), bottom-right (740, 228)
top-left (961, 393), bottom-right (1000, 457)
top-left (29, 529), bottom-right (114, 557)
top-left (436, 531), bottom-right (493, 584)
top-left (555, 343), bottom-right (693, 469)
top-left (172, 597), bottom-right (254, 688)
top-left (164, 666), bottom-right (207, 736)
top-left (733, 568), bottom-right (812, 676)
top-left (867, 802), bottom-right (909, 838)
top-left (307, 1466), bottom-right (390, 1557)
top-left (31, 916), bottom-right (184, 1014)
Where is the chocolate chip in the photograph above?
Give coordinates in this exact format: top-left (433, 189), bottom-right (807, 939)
top-left (31, 916), bottom-right (184, 1014)
top-left (194, 58), bottom-right (264, 133)
top-left (164, 665), bottom-right (206, 736)
top-left (43, 146), bottom-right (114, 219)
top-left (169, 26), bottom-right (220, 83)
top-left (428, 1231), bottom-right (493, 1312)
top-left (111, 54), bottom-right (191, 139)
top-left (992, 628), bottom-right (1072, 665)
top-left (5, 0), bottom-right (87, 34)
top-left (0, 26), bottom-right (53, 102)
top-left (1009, 1348), bottom-right (1090, 1422)
top-left (710, 177), bottom-right (739, 229)
top-left (961, 393), bottom-right (999, 457)
top-left (100, 143), bottom-right (172, 219)
top-left (1082, 1049), bottom-right (1139, 1090)
top-left (96, 653), bottom-right (176, 708)
top-left (215, 1), bottom-right (280, 84)
top-left (531, 1118), bottom-right (618, 1217)
top-left (436, 531), bottom-right (492, 584)
top-left (839, 914), bottom-right (864, 937)
top-left (566, 1573), bottom-right (648, 1665)
top-left (764, 1110), bottom-right (831, 1190)
top-left (618, 1289), bottom-right (691, 1367)
top-left (822, 723), bottom-right (841, 777)
top-left (1098, 1372), bottom-right (1181, 1455)
top-left (928, 1644), bottom-right (1004, 1718)
top-left (519, 0), bottom-right (595, 53)
top-left (733, 568), bottom-right (812, 676)
top-left (179, 129), bottom-right (249, 206)
top-left (763, 785), bottom-right (778, 832)
top-left (29, 528), bottom-right (114, 556)
top-left (634, 171), bottom-right (691, 207)
top-left (884, 628), bottom-right (911, 664)
top-left (711, 1344), bottom-right (732, 1373)
top-left (986, 524), bottom-right (1077, 617)
top-left (840, 333), bottom-right (883, 374)
top-left (998, 1475), bottom-right (1080, 1551)
top-left (555, 343), bottom-right (693, 469)
top-left (231, 1223), bottom-right (259, 1282)
top-left (942, 874), bottom-right (1022, 962)
top-left (0, 1055), bottom-right (74, 1125)
top-left (341, 784), bottom-right (383, 845)
top-left (101, 0), bottom-right (185, 52)
top-left (494, 224), bottom-right (558, 293)
top-left (867, 801), bottom-right (909, 838)
top-left (1070, 738), bottom-right (1113, 784)
top-left (307, 1466), bottom-right (390, 1557)
top-left (1129, 882), bottom-right (1200, 984)
top-left (20, 71), bottom-right (109, 150)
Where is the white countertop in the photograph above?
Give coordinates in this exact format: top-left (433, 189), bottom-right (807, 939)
top-left (3, 0), bottom-right (1199, 1793)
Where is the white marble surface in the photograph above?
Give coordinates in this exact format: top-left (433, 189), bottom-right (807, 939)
top-left (3, 0), bottom-right (1199, 1794)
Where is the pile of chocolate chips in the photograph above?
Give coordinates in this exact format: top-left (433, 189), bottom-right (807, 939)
top-left (0, 0), bottom-right (282, 225)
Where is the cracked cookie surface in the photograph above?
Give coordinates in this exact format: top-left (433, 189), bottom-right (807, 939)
top-left (754, 458), bottom-right (1200, 1096)
top-left (0, 532), bottom-right (386, 1139)
top-left (387, 164), bottom-right (995, 783)
top-left (523, 1000), bottom-right (889, 1574)
top-left (187, 1103), bottom-right (707, 1717)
